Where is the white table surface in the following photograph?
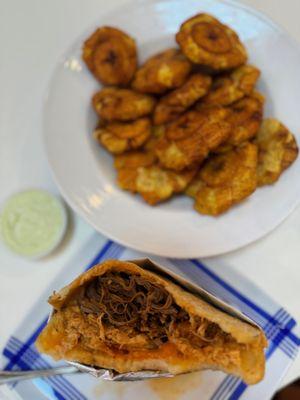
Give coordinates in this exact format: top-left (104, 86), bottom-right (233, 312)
top-left (0, 0), bottom-right (299, 398)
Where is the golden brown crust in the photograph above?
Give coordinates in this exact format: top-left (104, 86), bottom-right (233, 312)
top-left (255, 119), bottom-right (298, 186)
top-left (36, 260), bottom-right (266, 384)
top-left (226, 92), bottom-right (264, 145)
top-left (114, 151), bottom-right (157, 170)
top-left (154, 107), bottom-right (231, 171)
top-left (213, 92), bottom-right (265, 154)
top-left (137, 167), bottom-right (197, 204)
top-left (116, 158), bottom-right (196, 204)
top-left (153, 73), bottom-right (212, 125)
top-left (186, 143), bottom-right (258, 215)
top-left (92, 87), bottom-right (156, 121)
top-left (82, 26), bottom-right (137, 85)
top-left (117, 168), bottom-right (139, 192)
top-left (201, 65), bottom-right (260, 106)
top-left (94, 118), bottom-right (151, 154)
top-left (94, 129), bottom-right (127, 154)
top-left (106, 118), bottom-right (150, 139)
top-left (154, 135), bottom-right (205, 171)
top-left (176, 14), bottom-right (247, 70)
top-left (142, 125), bottom-right (166, 155)
top-left (132, 49), bottom-right (192, 94)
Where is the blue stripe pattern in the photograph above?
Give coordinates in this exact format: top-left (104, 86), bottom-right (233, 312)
top-left (4, 341), bottom-right (86, 400)
top-left (210, 307), bottom-right (297, 400)
top-left (177, 259), bottom-right (298, 352)
top-left (2, 241), bottom-right (125, 400)
top-left (2, 240), bottom-right (299, 400)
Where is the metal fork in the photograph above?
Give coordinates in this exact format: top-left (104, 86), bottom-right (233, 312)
top-left (0, 366), bottom-right (79, 385)
top-left (0, 364), bottom-right (173, 385)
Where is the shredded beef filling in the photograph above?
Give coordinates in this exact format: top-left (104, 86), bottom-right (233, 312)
top-left (71, 272), bottom-right (228, 350)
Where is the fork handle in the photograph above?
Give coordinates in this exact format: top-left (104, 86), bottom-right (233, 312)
top-left (0, 366), bottom-right (78, 385)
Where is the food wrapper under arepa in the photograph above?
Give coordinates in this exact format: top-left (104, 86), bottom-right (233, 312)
top-left (36, 259), bottom-right (267, 384)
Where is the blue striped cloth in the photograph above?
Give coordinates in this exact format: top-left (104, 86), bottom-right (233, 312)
top-left (1, 238), bottom-right (299, 400)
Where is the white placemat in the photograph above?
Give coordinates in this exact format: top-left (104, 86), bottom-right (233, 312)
top-left (1, 235), bottom-right (299, 400)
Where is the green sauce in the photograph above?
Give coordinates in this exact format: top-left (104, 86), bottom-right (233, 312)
top-left (0, 189), bottom-right (66, 258)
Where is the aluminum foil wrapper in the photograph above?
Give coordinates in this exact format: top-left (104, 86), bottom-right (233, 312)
top-left (67, 361), bottom-right (174, 381)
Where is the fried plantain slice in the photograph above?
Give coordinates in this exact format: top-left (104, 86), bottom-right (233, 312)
top-left (185, 173), bottom-right (204, 198)
top-left (154, 133), bottom-right (208, 171)
top-left (104, 118), bottom-right (151, 139)
top-left (82, 26), bottom-right (137, 85)
top-left (117, 168), bottom-right (138, 192)
top-left (193, 184), bottom-right (233, 216)
top-left (255, 119), bottom-right (299, 186)
top-left (165, 110), bottom-right (206, 141)
top-left (114, 150), bottom-right (156, 170)
top-left (93, 118), bottom-right (151, 154)
top-left (227, 92), bottom-right (264, 144)
top-left (153, 73), bottom-right (212, 124)
top-left (94, 128), bottom-right (128, 154)
top-left (213, 92), bottom-right (265, 153)
top-left (200, 151), bottom-right (237, 187)
top-left (143, 124), bottom-right (166, 154)
top-left (117, 163), bottom-right (196, 205)
top-left (137, 166), bottom-right (197, 204)
top-left (186, 143), bottom-right (258, 215)
top-left (131, 48), bottom-right (192, 94)
top-left (176, 14), bottom-right (247, 71)
top-left (201, 65), bottom-right (260, 106)
top-left (154, 107), bottom-right (231, 171)
top-left (166, 106), bottom-right (230, 141)
top-left (92, 88), bottom-right (156, 121)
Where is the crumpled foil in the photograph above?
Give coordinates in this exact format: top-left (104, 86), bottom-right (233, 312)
top-left (67, 361), bottom-right (174, 381)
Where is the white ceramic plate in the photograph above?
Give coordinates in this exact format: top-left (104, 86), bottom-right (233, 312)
top-left (43, 0), bottom-right (300, 258)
